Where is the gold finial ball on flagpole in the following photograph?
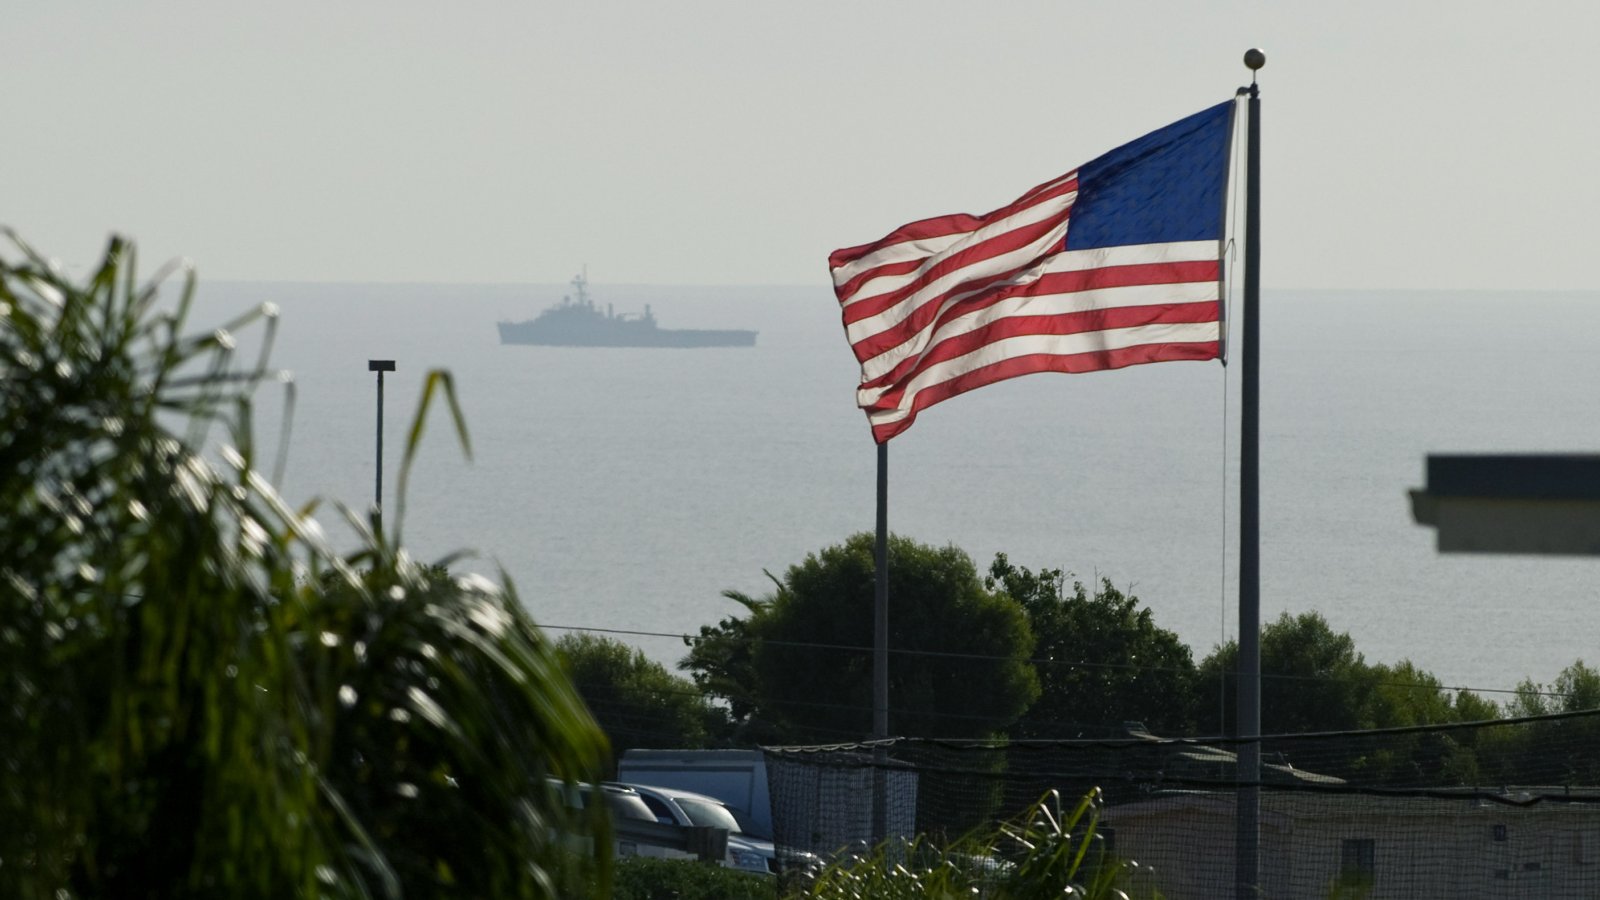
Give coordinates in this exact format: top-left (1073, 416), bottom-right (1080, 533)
top-left (1244, 48), bottom-right (1266, 70)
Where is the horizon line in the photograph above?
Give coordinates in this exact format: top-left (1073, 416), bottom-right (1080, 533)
top-left (201, 278), bottom-right (1600, 295)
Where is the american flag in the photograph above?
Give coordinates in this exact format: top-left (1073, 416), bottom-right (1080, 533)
top-left (829, 100), bottom-right (1237, 443)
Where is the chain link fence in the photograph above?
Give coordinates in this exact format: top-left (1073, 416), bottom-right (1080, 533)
top-left (765, 710), bottom-right (1600, 898)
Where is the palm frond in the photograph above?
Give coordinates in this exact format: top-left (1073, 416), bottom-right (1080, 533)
top-left (0, 234), bottom-right (609, 899)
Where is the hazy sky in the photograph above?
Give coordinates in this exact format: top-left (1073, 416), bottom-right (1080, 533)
top-left (6, 1), bottom-right (1597, 289)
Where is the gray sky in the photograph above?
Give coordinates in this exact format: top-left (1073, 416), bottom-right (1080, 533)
top-left (6, 1), bottom-right (1596, 289)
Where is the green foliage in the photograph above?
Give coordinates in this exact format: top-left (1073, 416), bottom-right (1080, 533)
top-left (803, 832), bottom-right (979, 900)
top-left (1507, 659), bottom-right (1600, 717)
top-left (803, 789), bottom-right (1158, 900)
top-left (1357, 661), bottom-right (1481, 785)
top-left (306, 566), bottom-right (612, 898)
top-left (683, 533), bottom-right (1038, 743)
top-left (1371, 660), bottom-right (1457, 728)
top-left (611, 857), bottom-right (778, 900)
top-left (556, 633), bottom-right (722, 765)
top-left (0, 234), bottom-right (609, 898)
top-left (1452, 689), bottom-right (1501, 723)
top-left (1325, 872), bottom-right (1374, 900)
top-left (1193, 611), bottom-right (1577, 786)
top-left (1483, 660), bottom-right (1600, 786)
top-left (989, 554), bottom-right (1196, 737)
top-left (1198, 611), bottom-right (1390, 736)
top-left (680, 593), bottom-right (763, 737)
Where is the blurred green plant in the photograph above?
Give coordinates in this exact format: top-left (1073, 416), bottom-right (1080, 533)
top-left (0, 232), bottom-right (610, 898)
top-left (611, 856), bottom-right (777, 900)
top-left (802, 788), bottom-right (1159, 900)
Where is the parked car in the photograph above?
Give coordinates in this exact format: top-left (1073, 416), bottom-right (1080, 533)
top-left (618, 749), bottom-right (775, 838)
top-left (618, 747), bottom-right (916, 858)
top-left (547, 779), bottom-right (718, 863)
top-left (613, 783), bottom-right (782, 876)
top-left (548, 778), bottom-right (657, 824)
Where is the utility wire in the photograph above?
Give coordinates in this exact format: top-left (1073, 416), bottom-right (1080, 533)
top-left (546, 622), bottom-right (1577, 701)
top-left (576, 680), bottom-right (1067, 728)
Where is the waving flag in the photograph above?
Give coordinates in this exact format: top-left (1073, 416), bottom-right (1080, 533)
top-left (829, 100), bottom-right (1236, 443)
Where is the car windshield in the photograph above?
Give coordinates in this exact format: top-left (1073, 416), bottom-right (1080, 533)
top-left (600, 790), bottom-right (657, 822)
top-left (674, 797), bottom-right (743, 833)
top-left (727, 806), bottom-right (770, 840)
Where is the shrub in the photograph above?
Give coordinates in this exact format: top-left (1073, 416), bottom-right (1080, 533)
top-left (611, 857), bottom-right (778, 900)
top-left (801, 789), bottom-right (1159, 900)
top-left (0, 233), bottom-right (609, 898)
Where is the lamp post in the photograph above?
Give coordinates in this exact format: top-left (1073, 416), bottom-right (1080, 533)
top-left (368, 359), bottom-right (395, 531)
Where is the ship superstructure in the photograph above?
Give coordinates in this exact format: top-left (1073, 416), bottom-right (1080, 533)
top-left (497, 272), bottom-right (756, 348)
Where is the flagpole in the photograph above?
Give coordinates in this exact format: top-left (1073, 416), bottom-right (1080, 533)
top-left (1236, 47), bottom-right (1265, 900)
top-left (872, 440), bottom-right (889, 843)
top-left (874, 440), bottom-right (889, 740)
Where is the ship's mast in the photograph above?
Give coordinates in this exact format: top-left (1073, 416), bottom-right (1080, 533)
top-left (572, 266), bottom-right (590, 308)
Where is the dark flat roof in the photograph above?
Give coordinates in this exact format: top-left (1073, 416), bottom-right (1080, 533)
top-left (1425, 454), bottom-right (1600, 501)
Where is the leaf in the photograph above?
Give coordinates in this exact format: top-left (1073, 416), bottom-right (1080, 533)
top-left (393, 369), bottom-right (471, 545)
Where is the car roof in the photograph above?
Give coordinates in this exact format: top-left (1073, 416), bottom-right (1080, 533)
top-left (610, 782), bottom-right (729, 807)
top-left (548, 778), bottom-right (657, 821)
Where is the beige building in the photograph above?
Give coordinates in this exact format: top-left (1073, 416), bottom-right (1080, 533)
top-left (1103, 790), bottom-right (1600, 899)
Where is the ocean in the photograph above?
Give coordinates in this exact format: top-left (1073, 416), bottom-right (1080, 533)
top-left (191, 280), bottom-right (1600, 704)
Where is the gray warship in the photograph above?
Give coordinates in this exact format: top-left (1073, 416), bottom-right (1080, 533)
top-left (497, 272), bottom-right (757, 348)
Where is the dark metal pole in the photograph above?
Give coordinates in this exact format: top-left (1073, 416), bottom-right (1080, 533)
top-left (1236, 49), bottom-right (1264, 900)
top-left (369, 359), bottom-right (396, 531)
top-left (872, 440), bottom-right (889, 843)
top-left (874, 440), bottom-right (889, 740)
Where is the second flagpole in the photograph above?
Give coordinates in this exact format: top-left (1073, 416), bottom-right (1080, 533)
top-left (874, 440), bottom-right (889, 741)
top-left (872, 440), bottom-right (890, 843)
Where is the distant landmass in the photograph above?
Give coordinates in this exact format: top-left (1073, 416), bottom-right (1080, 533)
top-left (498, 272), bottom-right (757, 348)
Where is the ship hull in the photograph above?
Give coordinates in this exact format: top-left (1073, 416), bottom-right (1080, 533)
top-left (497, 321), bottom-right (756, 348)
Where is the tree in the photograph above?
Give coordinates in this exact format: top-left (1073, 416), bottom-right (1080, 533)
top-left (1196, 611), bottom-right (1506, 785)
top-left (682, 533), bottom-right (1039, 744)
top-left (0, 234), bottom-right (609, 899)
top-left (987, 554), bottom-right (1197, 737)
top-left (1360, 660), bottom-right (1500, 786)
top-left (556, 633), bottom-right (721, 764)
top-left (680, 593), bottom-right (765, 738)
top-left (1488, 660), bottom-right (1600, 787)
top-left (1506, 659), bottom-right (1600, 717)
top-left (1370, 660), bottom-right (1469, 728)
top-left (1452, 689), bottom-right (1501, 723)
top-left (1197, 611), bottom-right (1387, 737)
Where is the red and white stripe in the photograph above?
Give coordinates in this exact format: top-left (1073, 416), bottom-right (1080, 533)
top-left (829, 170), bottom-right (1223, 443)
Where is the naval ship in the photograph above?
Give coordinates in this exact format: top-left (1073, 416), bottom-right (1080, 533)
top-left (497, 272), bottom-right (757, 348)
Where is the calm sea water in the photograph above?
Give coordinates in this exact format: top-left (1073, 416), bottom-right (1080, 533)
top-left (191, 281), bottom-right (1600, 702)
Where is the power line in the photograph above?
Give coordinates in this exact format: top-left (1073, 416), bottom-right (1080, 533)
top-left (574, 673), bottom-right (1600, 747)
top-left (573, 679), bottom-right (1033, 727)
top-left (544, 622), bottom-right (1576, 701)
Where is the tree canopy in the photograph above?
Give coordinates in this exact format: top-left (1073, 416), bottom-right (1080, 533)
top-left (1197, 611), bottom-right (1497, 745)
top-left (1507, 660), bottom-right (1600, 718)
top-left (1199, 611), bottom-right (1392, 737)
top-left (988, 554), bottom-right (1197, 738)
top-left (557, 633), bottom-right (721, 764)
top-left (682, 533), bottom-right (1039, 743)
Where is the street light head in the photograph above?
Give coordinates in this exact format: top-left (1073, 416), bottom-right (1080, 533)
top-left (368, 359), bottom-right (396, 372)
